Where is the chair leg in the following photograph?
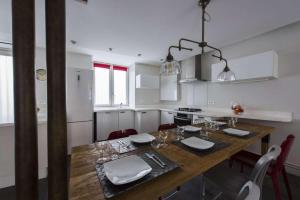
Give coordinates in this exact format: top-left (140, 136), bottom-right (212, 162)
top-left (282, 168), bottom-right (293, 200)
top-left (271, 172), bottom-right (282, 200)
top-left (229, 158), bottom-right (233, 168)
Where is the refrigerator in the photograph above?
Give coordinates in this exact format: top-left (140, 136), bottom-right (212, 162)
top-left (66, 67), bottom-right (93, 154)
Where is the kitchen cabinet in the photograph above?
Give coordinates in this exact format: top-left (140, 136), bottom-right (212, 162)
top-left (118, 110), bottom-right (134, 130)
top-left (161, 111), bottom-right (174, 124)
top-left (96, 112), bottom-right (119, 141)
top-left (67, 121), bottom-right (93, 154)
top-left (136, 74), bottom-right (159, 89)
top-left (135, 110), bottom-right (160, 133)
top-left (211, 50), bottom-right (278, 82)
top-left (160, 75), bottom-right (178, 101)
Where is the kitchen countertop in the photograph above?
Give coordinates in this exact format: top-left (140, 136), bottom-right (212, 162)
top-left (94, 106), bottom-right (293, 122)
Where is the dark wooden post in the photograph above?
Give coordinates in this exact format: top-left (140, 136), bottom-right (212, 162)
top-left (12, 0), bottom-right (38, 199)
top-left (45, 0), bottom-right (68, 199)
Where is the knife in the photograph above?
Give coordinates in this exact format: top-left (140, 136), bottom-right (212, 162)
top-left (151, 154), bottom-right (166, 166)
top-left (145, 153), bottom-right (165, 168)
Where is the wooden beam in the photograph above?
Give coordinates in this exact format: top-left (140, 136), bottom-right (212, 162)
top-left (45, 0), bottom-right (68, 199)
top-left (12, 0), bottom-right (38, 199)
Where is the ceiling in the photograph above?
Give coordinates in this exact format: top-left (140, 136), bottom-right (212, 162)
top-left (1, 0), bottom-right (300, 66)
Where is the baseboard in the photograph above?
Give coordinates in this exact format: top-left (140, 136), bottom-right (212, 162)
top-left (0, 168), bottom-right (47, 189)
top-left (285, 162), bottom-right (300, 177)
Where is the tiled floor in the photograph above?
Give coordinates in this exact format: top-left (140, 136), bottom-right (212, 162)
top-left (0, 160), bottom-right (299, 200)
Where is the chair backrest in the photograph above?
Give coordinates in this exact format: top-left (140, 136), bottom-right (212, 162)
top-left (249, 145), bottom-right (281, 191)
top-left (107, 130), bottom-right (124, 140)
top-left (236, 181), bottom-right (260, 200)
top-left (124, 129), bottom-right (138, 136)
top-left (271, 134), bottom-right (295, 173)
top-left (158, 123), bottom-right (177, 131)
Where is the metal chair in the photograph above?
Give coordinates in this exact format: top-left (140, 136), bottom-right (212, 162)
top-left (230, 135), bottom-right (295, 200)
top-left (236, 181), bottom-right (260, 200)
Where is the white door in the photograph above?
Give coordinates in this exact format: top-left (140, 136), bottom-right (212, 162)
top-left (118, 111), bottom-right (134, 130)
top-left (97, 112), bottom-right (119, 141)
top-left (67, 121), bottom-right (93, 154)
top-left (161, 111), bottom-right (174, 124)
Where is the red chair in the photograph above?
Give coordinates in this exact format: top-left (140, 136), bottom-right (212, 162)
top-left (230, 134), bottom-right (295, 200)
top-left (124, 129), bottom-right (138, 137)
top-left (158, 123), bottom-right (177, 131)
top-left (107, 130), bottom-right (125, 140)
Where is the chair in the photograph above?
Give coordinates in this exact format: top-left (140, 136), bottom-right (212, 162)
top-left (124, 129), bottom-right (138, 137)
top-left (158, 123), bottom-right (177, 131)
top-left (230, 135), bottom-right (295, 200)
top-left (107, 130), bottom-right (125, 140)
top-left (208, 145), bottom-right (281, 200)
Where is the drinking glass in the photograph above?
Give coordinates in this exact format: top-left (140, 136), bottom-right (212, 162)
top-left (96, 142), bottom-right (119, 164)
top-left (159, 130), bottom-right (169, 147)
top-left (176, 127), bottom-right (185, 141)
top-left (151, 137), bottom-right (162, 149)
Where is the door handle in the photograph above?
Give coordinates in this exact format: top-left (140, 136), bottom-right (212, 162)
top-left (120, 111), bottom-right (125, 113)
top-left (142, 112), bottom-right (147, 114)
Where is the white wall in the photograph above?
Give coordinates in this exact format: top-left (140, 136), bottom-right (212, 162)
top-left (134, 63), bottom-right (161, 105)
top-left (0, 47), bottom-right (92, 188)
top-left (163, 22), bottom-right (300, 175)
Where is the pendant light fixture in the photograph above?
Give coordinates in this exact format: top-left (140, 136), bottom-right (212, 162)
top-left (177, 0), bottom-right (236, 81)
top-left (161, 45), bottom-right (192, 75)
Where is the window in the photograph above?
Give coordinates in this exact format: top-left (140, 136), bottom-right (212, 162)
top-left (94, 63), bottom-right (128, 106)
top-left (0, 54), bottom-right (14, 123)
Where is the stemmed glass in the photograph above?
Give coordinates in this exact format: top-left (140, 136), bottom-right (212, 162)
top-left (96, 142), bottom-right (119, 164)
top-left (159, 130), bottom-right (169, 147)
top-left (176, 126), bottom-right (185, 141)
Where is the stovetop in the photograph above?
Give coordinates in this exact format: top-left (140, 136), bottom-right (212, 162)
top-left (178, 108), bottom-right (202, 112)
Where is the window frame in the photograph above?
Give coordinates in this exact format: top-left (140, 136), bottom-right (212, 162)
top-left (94, 62), bottom-right (129, 107)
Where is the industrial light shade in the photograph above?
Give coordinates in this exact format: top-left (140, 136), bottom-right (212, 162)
top-left (217, 65), bottom-right (236, 81)
top-left (161, 52), bottom-right (181, 75)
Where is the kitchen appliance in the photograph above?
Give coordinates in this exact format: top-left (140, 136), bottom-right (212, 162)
top-left (174, 108), bottom-right (202, 126)
top-left (66, 68), bottom-right (93, 153)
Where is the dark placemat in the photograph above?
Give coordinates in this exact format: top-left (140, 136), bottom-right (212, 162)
top-left (172, 132), bottom-right (231, 157)
top-left (95, 150), bottom-right (179, 199)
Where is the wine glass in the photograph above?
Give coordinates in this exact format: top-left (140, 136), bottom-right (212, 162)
top-left (96, 142), bottom-right (111, 164)
top-left (151, 136), bottom-right (162, 149)
top-left (176, 126), bottom-right (185, 141)
top-left (159, 130), bottom-right (169, 147)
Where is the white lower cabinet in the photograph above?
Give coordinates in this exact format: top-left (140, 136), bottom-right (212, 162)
top-left (97, 112), bottom-right (119, 141)
top-left (161, 111), bottom-right (174, 124)
top-left (67, 121), bottom-right (93, 154)
top-left (96, 110), bottom-right (134, 141)
top-left (118, 111), bottom-right (134, 130)
top-left (135, 110), bottom-right (160, 133)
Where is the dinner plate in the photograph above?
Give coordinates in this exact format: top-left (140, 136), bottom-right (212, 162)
top-left (182, 125), bottom-right (202, 132)
top-left (223, 128), bottom-right (250, 136)
top-left (129, 133), bottom-right (155, 143)
top-left (181, 136), bottom-right (215, 150)
top-left (103, 155), bottom-right (152, 185)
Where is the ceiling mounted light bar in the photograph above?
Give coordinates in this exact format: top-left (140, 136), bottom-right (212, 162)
top-left (177, 0), bottom-right (236, 81)
top-left (161, 45), bottom-right (192, 75)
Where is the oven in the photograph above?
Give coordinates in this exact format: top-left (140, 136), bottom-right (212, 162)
top-left (173, 108), bottom-right (202, 126)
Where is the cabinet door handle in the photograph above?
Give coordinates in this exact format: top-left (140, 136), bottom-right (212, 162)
top-left (142, 111), bottom-right (147, 114)
top-left (120, 111), bottom-right (125, 113)
top-left (168, 112), bottom-right (173, 115)
top-left (105, 112), bottom-right (111, 114)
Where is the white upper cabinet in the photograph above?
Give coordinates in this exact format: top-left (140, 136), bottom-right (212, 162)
top-left (160, 75), bottom-right (178, 101)
top-left (211, 50), bottom-right (278, 83)
top-left (136, 74), bottom-right (159, 89)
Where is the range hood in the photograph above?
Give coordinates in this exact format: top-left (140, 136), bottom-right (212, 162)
top-left (179, 53), bottom-right (210, 83)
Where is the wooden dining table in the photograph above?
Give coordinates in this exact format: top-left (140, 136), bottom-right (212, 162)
top-left (69, 122), bottom-right (275, 200)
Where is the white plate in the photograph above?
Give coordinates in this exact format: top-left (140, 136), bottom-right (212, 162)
top-left (181, 136), bottom-right (215, 150)
top-left (129, 133), bottom-right (155, 143)
top-left (182, 125), bottom-right (202, 132)
top-left (103, 155), bottom-right (152, 185)
top-left (223, 128), bottom-right (250, 136)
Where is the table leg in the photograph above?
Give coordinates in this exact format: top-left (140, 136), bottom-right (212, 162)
top-left (261, 134), bottom-right (270, 154)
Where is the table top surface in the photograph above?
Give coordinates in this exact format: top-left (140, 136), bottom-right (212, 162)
top-left (69, 122), bottom-right (275, 200)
